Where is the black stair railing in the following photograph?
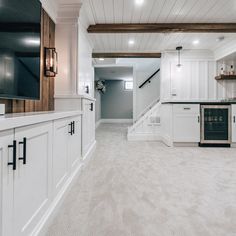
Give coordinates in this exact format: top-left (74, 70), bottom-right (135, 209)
top-left (139, 68), bottom-right (160, 88)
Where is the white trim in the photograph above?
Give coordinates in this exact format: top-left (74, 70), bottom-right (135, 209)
top-left (101, 119), bottom-right (133, 124)
top-left (32, 163), bottom-right (83, 236)
top-left (96, 120), bottom-right (102, 129)
top-left (82, 140), bottom-right (96, 161)
top-left (31, 140), bottom-right (96, 236)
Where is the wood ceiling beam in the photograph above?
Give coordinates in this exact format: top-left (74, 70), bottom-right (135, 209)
top-left (92, 52), bottom-right (162, 58)
top-left (88, 23), bottom-right (236, 33)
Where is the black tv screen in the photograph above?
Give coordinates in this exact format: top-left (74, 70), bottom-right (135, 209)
top-left (0, 0), bottom-right (41, 100)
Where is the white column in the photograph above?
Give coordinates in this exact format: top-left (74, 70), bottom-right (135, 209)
top-left (55, 3), bottom-right (82, 96)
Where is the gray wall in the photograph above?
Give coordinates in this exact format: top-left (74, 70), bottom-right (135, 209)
top-left (94, 74), bottom-right (101, 122)
top-left (101, 80), bottom-right (133, 119)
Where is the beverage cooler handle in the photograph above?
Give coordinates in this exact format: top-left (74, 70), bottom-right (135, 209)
top-left (19, 138), bottom-right (27, 165)
top-left (198, 116), bottom-right (200, 123)
top-left (90, 103), bottom-right (94, 111)
top-left (8, 140), bottom-right (17, 170)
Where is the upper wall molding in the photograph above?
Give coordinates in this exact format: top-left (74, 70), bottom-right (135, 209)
top-left (40, 0), bottom-right (58, 23)
top-left (57, 3), bottom-right (82, 24)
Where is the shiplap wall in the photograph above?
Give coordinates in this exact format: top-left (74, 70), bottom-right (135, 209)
top-left (161, 50), bottom-right (236, 101)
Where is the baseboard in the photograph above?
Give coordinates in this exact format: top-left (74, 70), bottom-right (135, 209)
top-left (82, 140), bottom-right (96, 162)
top-left (174, 142), bottom-right (199, 147)
top-left (96, 120), bottom-right (101, 129)
top-left (161, 135), bottom-right (173, 147)
top-left (127, 133), bottom-right (161, 141)
top-left (101, 119), bottom-right (133, 124)
top-left (33, 163), bottom-right (84, 236)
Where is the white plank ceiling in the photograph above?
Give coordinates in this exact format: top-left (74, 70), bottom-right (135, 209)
top-left (79, 0), bottom-right (236, 53)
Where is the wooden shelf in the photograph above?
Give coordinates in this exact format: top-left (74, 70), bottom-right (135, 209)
top-left (215, 75), bottom-right (236, 80)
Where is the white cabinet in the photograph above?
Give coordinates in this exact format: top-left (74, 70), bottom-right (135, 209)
top-left (232, 105), bottom-right (236, 142)
top-left (0, 123), bottom-right (53, 236)
top-left (0, 112), bottom-right (82, 236)
top-left (13, 123), bottom-right (53, 236)
top-left (173, 104), bottom-right (200, 142)
top-left (0, 130), bottom-right (14, 236)
top-left (53, 115), bottom-right (82, 196)
top-left (68, 116), bottom-right (82, 173)
top-left (82, 99), bottom-right (95, 157)
top-left (53, 118), bottom-right (70, 196)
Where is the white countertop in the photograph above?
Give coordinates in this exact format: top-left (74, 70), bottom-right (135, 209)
top-left (54, 94), bottom-right (96, 101)
top-left (0, 110), bottom-right (83, 132)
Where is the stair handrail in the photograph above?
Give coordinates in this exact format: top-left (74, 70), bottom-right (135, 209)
top-left (139, 68), bottom-right (160, 88)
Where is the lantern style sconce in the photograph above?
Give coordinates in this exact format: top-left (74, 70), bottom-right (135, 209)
top-left (44, 47), bottom-right (58, 77)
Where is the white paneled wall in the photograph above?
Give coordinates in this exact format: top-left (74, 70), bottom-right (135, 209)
top-left (161, 50), bottom-right (236, 101)
top-left (78, 22), bottom-right (94, 97)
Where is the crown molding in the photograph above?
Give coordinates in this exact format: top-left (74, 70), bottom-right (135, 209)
top-left (40, 0), bottom-right (58, 23)
top-left (57, 3), bottom-right (82, 24)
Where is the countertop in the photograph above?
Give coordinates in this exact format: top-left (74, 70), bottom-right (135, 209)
top-left (0, 110), bottom-right (83, 132)
top-left (161, 99), bottom-right (236, 105)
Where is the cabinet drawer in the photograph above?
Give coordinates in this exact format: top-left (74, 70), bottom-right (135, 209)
top-left (173, 104), bottom-right (200, 114)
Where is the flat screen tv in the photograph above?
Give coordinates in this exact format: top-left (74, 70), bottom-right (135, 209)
top-left (0, 0), bottom-right (41, 100)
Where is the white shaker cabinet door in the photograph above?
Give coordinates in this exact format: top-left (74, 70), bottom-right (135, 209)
top-left (13, 122), bottom-right (53, 236)
top-left (0, 130), bottom-right (14, 236)
top-left (52, 118), bottom-right (70, 197)
top-left (173, 104), bottom-right (200, 142)
top-left (68, 116), bottom-right (82, 174)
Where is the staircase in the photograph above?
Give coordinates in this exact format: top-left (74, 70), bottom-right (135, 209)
top-left (127, 100), bottom-right (162, 141)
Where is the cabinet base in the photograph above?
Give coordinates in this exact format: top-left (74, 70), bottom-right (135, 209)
top-left (199, 143), bottom-right (231, 148)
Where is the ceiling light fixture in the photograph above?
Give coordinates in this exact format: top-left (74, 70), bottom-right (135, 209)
top-left (193, 40), bottom-right (199, 45)
top-left (129, 40), bottom-right (135, 45)
top-left (176, 46), bottom-right (183, 69)
top-left (135, 0), bottom-right (144, 6)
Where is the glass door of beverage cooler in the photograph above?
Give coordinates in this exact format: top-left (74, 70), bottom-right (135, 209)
top-left (201, 105), bottom-right (231, 144)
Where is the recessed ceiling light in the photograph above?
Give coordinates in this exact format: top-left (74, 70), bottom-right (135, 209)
top-left (193, 40), bottom-right (199, 45)
top-left (135, 0), bottom-right (144, 6)
top-left (129, 40), bottom-right (135, 45)
top-left (99, 58), bottom-right (104, 61)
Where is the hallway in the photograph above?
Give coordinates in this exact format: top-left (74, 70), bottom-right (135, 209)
top-left (45, 124), bottom-right (236, 236)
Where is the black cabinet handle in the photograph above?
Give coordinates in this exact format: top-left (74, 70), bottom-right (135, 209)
top-left (69, 122), bottom-right (73, 135)
top-left (72, 121), bottom-right (75, 134)
top-left (234, 116), bottom-right (235, 123)
top-left (90, 103), bottom-right (94, 111)
top-left (8, 140), bottom-right (17, 170)
top-left (19, 137), bottom-right (27, 165)
top-left (198, 116), bottom-right (200, 123)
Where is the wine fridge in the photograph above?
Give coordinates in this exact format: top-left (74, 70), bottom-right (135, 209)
top-left (200, 105), bottom-right (231, 144)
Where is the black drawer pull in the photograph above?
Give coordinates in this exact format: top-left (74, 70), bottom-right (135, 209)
top-left (72, 121), bottom-right (75, 134)
top-left (183, 107), bottom-right (191, 110)
top-left (234, 116), bottom-right (235, 123)
top-left (19, 138), bottom-right (27, 165)
top-left (69, 122), bottom-right (73, 135)
top-left (8, 140), bottom-right (17, 170)
top-left (90, 103), bottom-right (94, 111)
top-left (198, 116), bottom-right (200, 123)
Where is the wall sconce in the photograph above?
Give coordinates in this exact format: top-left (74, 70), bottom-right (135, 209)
top-left (44, 47), bottom-right (58, 77)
